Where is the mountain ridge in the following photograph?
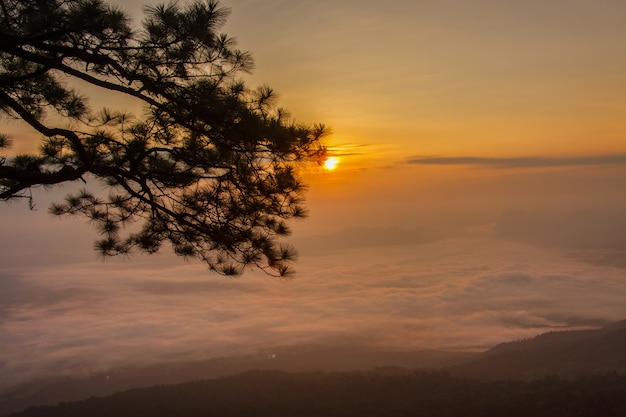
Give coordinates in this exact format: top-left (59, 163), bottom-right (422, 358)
top-left (3, 319), bottom-right (626, 415)
top-left (449, 319), bottom-right (626, 379)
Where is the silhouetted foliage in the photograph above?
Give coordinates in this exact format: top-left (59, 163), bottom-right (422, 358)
top-left (8, 370), bottom-right (626, 417)
top-left (0, 0), bottom-right (326, 275)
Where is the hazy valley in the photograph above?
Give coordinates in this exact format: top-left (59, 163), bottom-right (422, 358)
top-left (3, 319), bottom-right (626, 416)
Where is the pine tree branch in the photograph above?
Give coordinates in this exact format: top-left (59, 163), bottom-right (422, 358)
top-left (0, 165), bottom-right (87, 199)
top-left (0, 64), bottom-right (51, 87)
top-left (0, 44), bottom-right (162, 108)
top-left (0, 89), bottom-right (91, 165)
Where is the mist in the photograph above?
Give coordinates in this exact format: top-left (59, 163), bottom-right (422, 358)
top-left (3, 162), bottom-right (626, 389)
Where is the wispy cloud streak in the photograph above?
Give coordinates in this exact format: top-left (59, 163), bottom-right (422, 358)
top-left (407, 154), bottom-right (626, 168)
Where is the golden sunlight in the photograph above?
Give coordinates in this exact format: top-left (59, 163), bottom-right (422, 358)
top-left (323, 157), bottom-right (339, 171)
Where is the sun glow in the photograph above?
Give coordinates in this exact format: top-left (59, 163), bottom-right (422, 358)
top-left (323, 157), bottom-right (339, 171)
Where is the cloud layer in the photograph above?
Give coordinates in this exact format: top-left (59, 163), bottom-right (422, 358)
top-left (2, 236), bottom-right (626, 388)
top-left (407, 154), bottom-right (626, 168)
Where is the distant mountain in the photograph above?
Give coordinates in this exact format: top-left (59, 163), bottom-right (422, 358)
top-left (0, 347), bottom-right (473, 416)
top-left (4, 320), bottom-right (626, 416)
top-left (495, 209), bottom-right (626, 250)
top-left (450, 320), bottom-right (626, 380)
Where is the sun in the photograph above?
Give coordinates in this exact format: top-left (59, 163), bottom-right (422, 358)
top-left (323, 157), bottom-right (339, 171)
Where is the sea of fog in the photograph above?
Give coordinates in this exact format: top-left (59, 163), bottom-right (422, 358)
top-left (2, 234), bottom-right (625, 389)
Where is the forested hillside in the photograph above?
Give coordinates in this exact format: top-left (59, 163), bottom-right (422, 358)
top-left (0, 347), bottom-right (473, 416)
top-left (5, 321), bottom-right (626, 416)
top-left (451, 320), bottom-right (626, 379)
top-left (9, 370), bottom-right (626, 417)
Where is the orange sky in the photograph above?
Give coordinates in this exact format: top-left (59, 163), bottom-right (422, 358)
top-left (98, 0), bottom-right (626, 164)
top-left (212, 0), bottom-right (626, 235)
top-left (224, 0), bottom-right (626, 156)
top-left (5, 0), bottom-right (626, 208)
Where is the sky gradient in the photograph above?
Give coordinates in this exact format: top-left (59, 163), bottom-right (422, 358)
top-left (2, 0), bottom-right (626, 389)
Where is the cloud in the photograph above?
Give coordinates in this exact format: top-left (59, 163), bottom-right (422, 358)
top-left (2, 237), bottom-right (626, 389)
top-left (406, 154), bottom-right (626, 168)
top-left (0, 273), bottom-right (102, 324)
top-left (570, 249), bottom-right (626, 269)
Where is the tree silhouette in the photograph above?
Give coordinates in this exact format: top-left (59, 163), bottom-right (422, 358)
top-left (0, 0), bottom-right (326, 276)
